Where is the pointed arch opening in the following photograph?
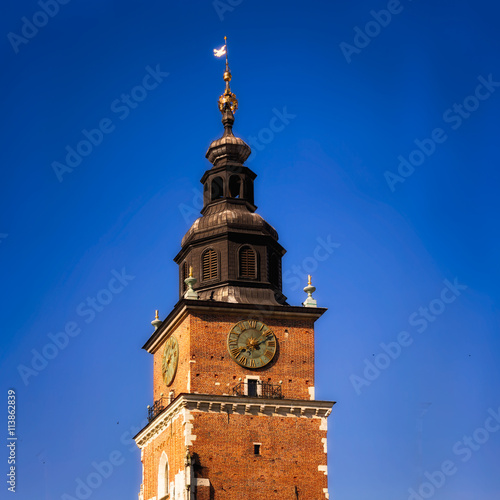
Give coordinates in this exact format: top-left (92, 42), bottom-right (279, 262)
top-left (239, 245), bottom-right (257, 279)
top-left (202, 248), bottom-right (218, 281)
top-left (158, 451), bottom-right (169, 500)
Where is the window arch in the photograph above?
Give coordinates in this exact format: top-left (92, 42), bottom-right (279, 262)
top-left (158, 451), bottom-right (169, 500)
top-left (229, 175), bottom-right (241, 198)
top-left (211, 176), bottom-right (224, 200)
top-left (202, 248), bottom-right (218, 281)
top-left (239, 246), bottom-right (257, 279)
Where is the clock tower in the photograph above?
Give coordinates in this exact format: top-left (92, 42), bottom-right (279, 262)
top-left (134, 47), bottom-right (335, 500)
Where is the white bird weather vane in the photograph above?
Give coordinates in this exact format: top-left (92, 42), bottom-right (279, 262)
top-left (213, 45), bottom-right (226, 58)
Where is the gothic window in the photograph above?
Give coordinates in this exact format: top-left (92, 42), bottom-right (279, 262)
top-left (211, 176), bottom-right (224, 200)
top-left (229, 175), bottom-right (241, 198)
top-left (239, 246), bottom-right (257, 279)
top-left (202, 248), bottom-right (218, 281)
top-left (158, 451), bottom-right (169, 500)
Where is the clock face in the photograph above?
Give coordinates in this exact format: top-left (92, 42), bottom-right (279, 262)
top-left (227, 320), bottom-right (277, 369)
top-left (162, 336), bottom-right (179, 386)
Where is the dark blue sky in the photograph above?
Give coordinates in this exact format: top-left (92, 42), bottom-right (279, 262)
top-left (1, 1), bottom-right (499, 499)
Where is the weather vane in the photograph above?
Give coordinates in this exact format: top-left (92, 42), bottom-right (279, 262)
top-left (213, 36), bottom-right (238, 113)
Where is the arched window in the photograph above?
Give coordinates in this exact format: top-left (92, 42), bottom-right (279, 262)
top-left (229, 175), bottom-right (241, 198)
top-left (211, 176), bottom-right (224, 200)
top-left (158, 451), bottom-right (169, 500)
top-left (202, 248), bottom-right (218, 281)
top-left (239, 246), bottom-right (257, 279)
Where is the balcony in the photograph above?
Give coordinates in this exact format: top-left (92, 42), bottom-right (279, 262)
top-left (147, 382), bottom-right (284, 423)
top-left (147, 392), bottom-right (176, 422)
top-left (232, 380), bottom-right (283, 399)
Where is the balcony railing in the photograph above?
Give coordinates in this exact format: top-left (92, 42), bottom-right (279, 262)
top-left (147, 396), bottom-right (169, 422)
top-left (147, 383), bottom-right (284, 422)
top-left (232, 381), bottom-right (283, 399)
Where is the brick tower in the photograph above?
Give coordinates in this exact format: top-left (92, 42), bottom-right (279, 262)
top-left (134, 44), bottom-right (335, 500)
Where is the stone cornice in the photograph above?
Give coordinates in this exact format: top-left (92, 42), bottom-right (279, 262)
top-left (142, 299), bottom-right (327, 354)
top-left (134, 393), bottom-right (335, 449)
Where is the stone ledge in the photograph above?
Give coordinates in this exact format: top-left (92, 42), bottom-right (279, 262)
top-left (134, 393), bottom-right (335, 448)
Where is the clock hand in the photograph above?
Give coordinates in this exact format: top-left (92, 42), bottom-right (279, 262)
top-left (255, 335), bottom-right (271, 345)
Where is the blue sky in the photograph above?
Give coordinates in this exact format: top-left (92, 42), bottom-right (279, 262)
top-left (1, 0), bottom-right (499, 499)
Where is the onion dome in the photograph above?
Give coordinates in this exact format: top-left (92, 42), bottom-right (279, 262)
top-left (205, 107), bottom-right (251, 167)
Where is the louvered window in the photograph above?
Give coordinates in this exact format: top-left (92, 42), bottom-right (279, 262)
top-left (239, 246), bottom-right (256, 278)
top-left (202, 249), bottom-right (218, 281)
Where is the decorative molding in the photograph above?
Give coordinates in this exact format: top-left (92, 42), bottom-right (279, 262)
top-left (142, 300), bottom-right (327, 354)
top-left (134, 393), bottom-right (335, 449)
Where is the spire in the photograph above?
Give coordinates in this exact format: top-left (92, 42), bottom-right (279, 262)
top-left (206, 37), bottom-right (250, 168)
top-left (218, 36), bottom-right (238, 114)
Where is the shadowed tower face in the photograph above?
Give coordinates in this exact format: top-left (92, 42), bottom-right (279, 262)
top-left (134, 40), bottom-right (335, 500)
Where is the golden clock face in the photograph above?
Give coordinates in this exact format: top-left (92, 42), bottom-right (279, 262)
top-left (162, 336), bottom-right (179, 386)
top-left (227, 320), bottom-right (277, 369)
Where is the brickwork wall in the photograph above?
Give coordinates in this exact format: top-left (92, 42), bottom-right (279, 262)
top-left (192, 410), bottom-right (328, 499)
top-left (153, 316), bottom-right (191, 401)
top-left (143, 309), bottom-right (327, 500)
top-left (188, 312), bottom-right (316, 400)
top-left (141, 412), bottom-right (187, 500)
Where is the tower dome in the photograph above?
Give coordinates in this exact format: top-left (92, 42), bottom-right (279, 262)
top-left (174, 52), bottom-right (286, 305)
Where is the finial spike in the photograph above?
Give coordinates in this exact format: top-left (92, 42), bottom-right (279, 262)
top-left (224, 36), bottom-right (228, 69)
top-left (184, 269), bottom-right (199, 300)
top-left (303, 277), bottom-right (317, 308)
top-left (151, 310), bottom-right (162, 330)
top-left (215, 36), bottom-right (238, 113)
